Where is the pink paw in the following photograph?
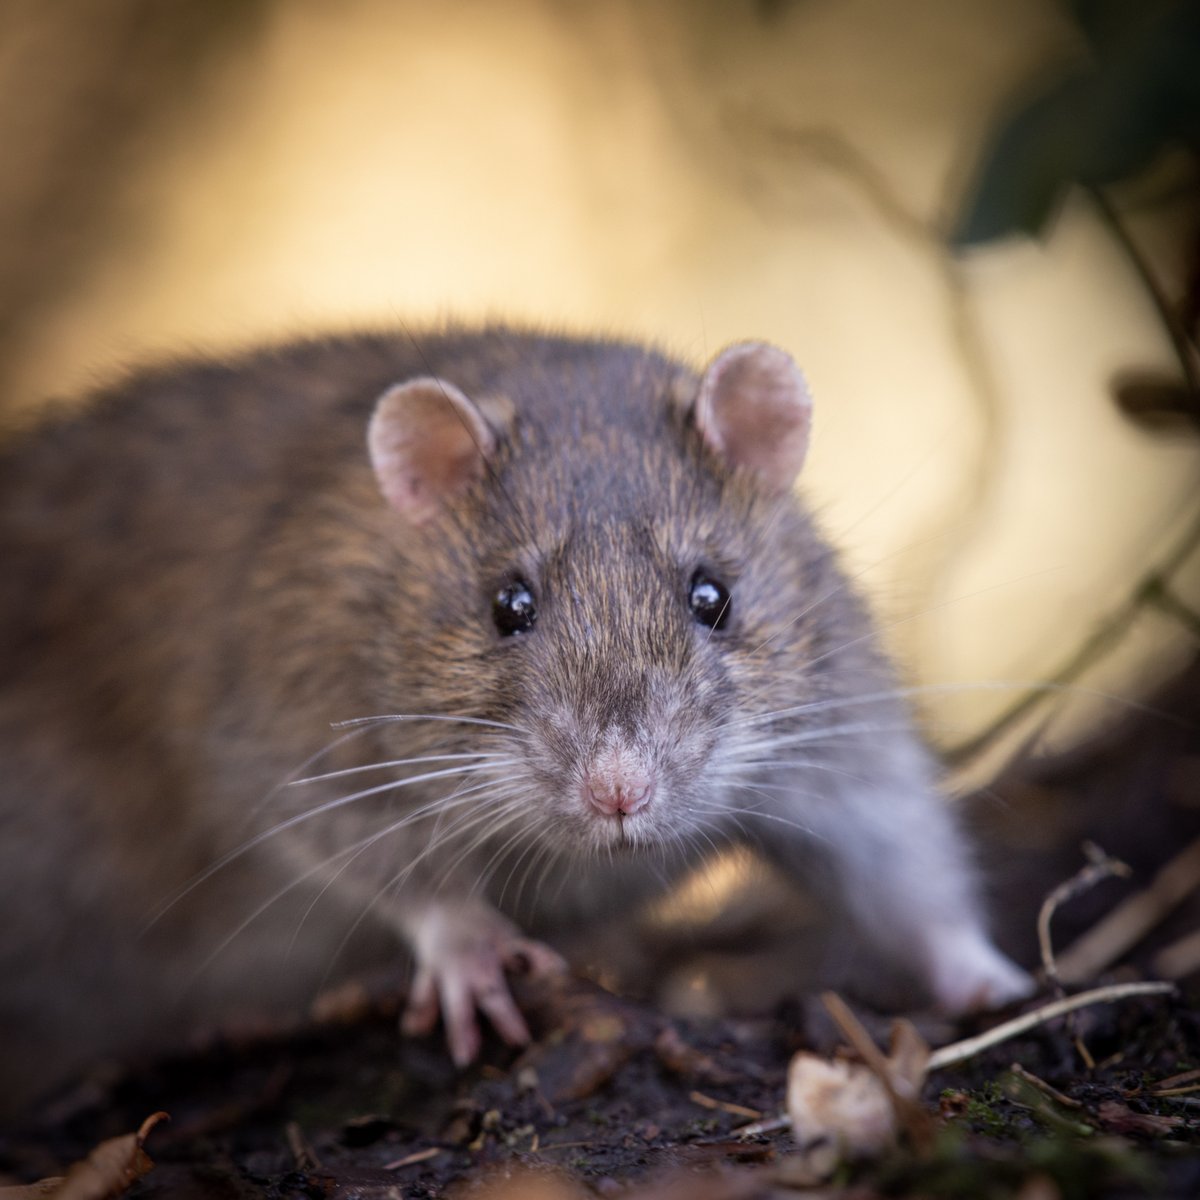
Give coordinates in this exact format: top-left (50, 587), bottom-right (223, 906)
top-left (402, 905), bottom-right (566, 1066)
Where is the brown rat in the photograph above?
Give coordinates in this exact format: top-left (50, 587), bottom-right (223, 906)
top-left (0, 326), bottom-right (1029, 1105)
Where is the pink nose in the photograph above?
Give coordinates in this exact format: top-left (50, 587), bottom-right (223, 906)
top-left (583, 769), bottom-right (654, 817)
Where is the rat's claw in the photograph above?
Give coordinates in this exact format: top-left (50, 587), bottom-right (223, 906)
top-left (440, 973), bottom-right (484, 1065)
top-left (400, 963), bottom-right (441, 1037)
top-left (402, 902), bottom-right (565, 1065)
top-left (503, 936), bottom-right (567, 979)
top-left (467, 973), bottom-right (531, 1050)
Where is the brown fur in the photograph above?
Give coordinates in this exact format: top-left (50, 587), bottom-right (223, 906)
top-left (0, 326), bottom-right (1027, 1107)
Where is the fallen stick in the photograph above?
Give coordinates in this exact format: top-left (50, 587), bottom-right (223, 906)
top-left (927, 981), bottom-right (1177, 1071)
top-left (1037, 843), bottom-right (1130, 992)
top-left (1056, 836), bottom-right (1200, 984)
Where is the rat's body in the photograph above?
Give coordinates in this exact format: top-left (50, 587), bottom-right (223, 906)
top-left (0, 327), bottom-right (1027, 1104)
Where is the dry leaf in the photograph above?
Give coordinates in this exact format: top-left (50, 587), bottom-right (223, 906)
top-left (6, 1112), bottom-right (170, 1200)
top-left (786, 1052), bottom-right (896, 1158)
top-left (784, 996), bottom-right (938, 1178)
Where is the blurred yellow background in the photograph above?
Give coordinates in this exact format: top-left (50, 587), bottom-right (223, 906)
top-left (0, 0), bottom-right (1196, 776)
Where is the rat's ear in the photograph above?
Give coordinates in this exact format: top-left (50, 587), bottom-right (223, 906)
top-left (693, 342), bottom-right (812, 492)
top-left (367, 377), bottom-right (495, 521)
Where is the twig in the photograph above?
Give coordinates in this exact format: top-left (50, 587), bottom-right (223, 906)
top-left (1037, 844), bottom-right (1131, 992)
top-left (820, 993), bottom-right (934, 1150)
top-left (689, 1091), bottom-right (763, 1120)
top-left (737, 982), bottom-right (1174, 1140)
top-left (1057, 835), bottom-right (1200, 984)
top-left (942, 185), bottom-right (1200, 765)
top-left (1010, 1062), bottom-right (1083, 1108)
top-left (1152, 924), bottom-right (1200, 981)
top-left (285, 1121), bottom-right (321, 1172)
top-left (926, 981), bottom-right (1176, 1071)
top-left (1091, 185), bottom-right (1200, 402)
top-left (821, 993), bottom-right (907, 1099)
top-left (383, 1146), bottom-right (443, 1170)
top-left (944, 503), bottom-right (1200, 766)
top-left (1037, 843), bottom-right (1131, 1066)
top-left (732, 1114), bottom-right (792, 1139)
top-left (1005, 1072), bottom-right (1097, 1138)
top-left (1145, 578), bottom-right (1200, 641)
top-left (1153, 1066), bottom-right (1200, 1092)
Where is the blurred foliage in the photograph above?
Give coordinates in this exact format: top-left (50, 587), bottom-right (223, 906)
top-left (954, 0), bottom-right (1200, 245)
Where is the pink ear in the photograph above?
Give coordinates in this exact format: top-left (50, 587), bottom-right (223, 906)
top-left (694, 342), bottom-right (812, 492)
top-left (367, 377), bottom-right (495, 521)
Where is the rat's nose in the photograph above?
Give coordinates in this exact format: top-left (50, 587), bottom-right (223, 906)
top-left (583, 768), bottom-right (654, 817)
top-left (581, 737), bottom-right (655, 818)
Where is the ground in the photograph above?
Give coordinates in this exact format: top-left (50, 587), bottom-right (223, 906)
top-left (0, 966), bottom-right (1197, 1199)
top-left (3, 661), bottom-right (1199, 1199)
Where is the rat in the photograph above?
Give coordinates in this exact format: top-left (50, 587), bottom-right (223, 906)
top-left (0, 326), bottom-right (1030, 1105)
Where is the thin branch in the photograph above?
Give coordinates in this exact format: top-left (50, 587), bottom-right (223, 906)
top-left (1057, 835), bottom-right (1200, 984)
top-left (1090, 184), bottom-right (1200, 401)
top-left (945, 504), bottom-right (1200, 765)
top-left (1037, 843), bottom-right (1132, 992)
top-left (1145, 576), bottom-right (1200, 641)
top-left (927, 981), bottom-right (1177, 1072)
top-left (1010, 1062), bottom-right (1083, 1108)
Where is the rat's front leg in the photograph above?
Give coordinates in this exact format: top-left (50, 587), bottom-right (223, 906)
top-left (397, 896), bottom-right (566, 1065)
top-left (744, 750), bottom-right (1032, 1014)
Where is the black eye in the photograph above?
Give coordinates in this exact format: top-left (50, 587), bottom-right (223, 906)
top-left (493, 579), bottom-right (537, 637)
top-left (688, 569), bottom-right (731, 630)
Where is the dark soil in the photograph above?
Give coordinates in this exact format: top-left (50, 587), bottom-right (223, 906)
top-left (0, 965), bottom-right (1197, 1198)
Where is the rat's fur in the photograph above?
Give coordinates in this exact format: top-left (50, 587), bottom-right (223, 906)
top-left (0, 327), bottom-right (1027, 1105)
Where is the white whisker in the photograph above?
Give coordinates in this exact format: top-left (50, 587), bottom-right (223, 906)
top-left (333, 712), bottom-right (525, 734)
top-left (145, 761), bottom-right (507, 931)
top-left (289, 751), bottom-right (514, 788)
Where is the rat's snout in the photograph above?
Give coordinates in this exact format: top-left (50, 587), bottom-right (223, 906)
top-left (580, 738), bottom-right (655, 818)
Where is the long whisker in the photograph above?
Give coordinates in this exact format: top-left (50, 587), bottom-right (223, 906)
top-left (720, 760), bottom-right (873, 785)
top-left (316, 797), bottom-right (532, 987)
top-left (725, 679), bottom-right (1156, 734)
top-left (289, 751), bottom-right (513, 788)
top-left (521, 837), bottom-right (564, 915)
top-left (432, 800), bottom-right (532, 896)
top-left (694, 792), bottom-right (831, 843)
top-left (144, 761), bottom-right (511, 930)
top-left (188, 815), bottom-right (431, 984)
top-left (333, 713), bottom-right (525, 734)
top-left (244, 722), bottom-right (387, 824)
top-left (286, 774), bottom-right (515, 955)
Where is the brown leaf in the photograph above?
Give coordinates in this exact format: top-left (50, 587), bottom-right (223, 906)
top-left (0, 1113), bottom-right (169, 1200)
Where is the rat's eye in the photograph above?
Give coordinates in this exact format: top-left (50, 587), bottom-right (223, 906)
top-left (493, 579), bottom-right (537, 637)
top-left (688, 570), bottom-right (731, 630)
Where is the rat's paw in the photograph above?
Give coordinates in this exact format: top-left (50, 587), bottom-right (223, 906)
top-left (926, 928), bottom-right (1034, 1015)
top-left (402, 902), bottom-right (566, 1066)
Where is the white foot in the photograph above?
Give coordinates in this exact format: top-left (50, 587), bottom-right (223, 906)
top-left (925, 927), bottom-right (1034, 1015)
top-left (401, 902), bottom-right (566, 1065)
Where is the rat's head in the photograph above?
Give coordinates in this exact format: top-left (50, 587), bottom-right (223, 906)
top-left (365, 336), bottom-right (835, 862)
